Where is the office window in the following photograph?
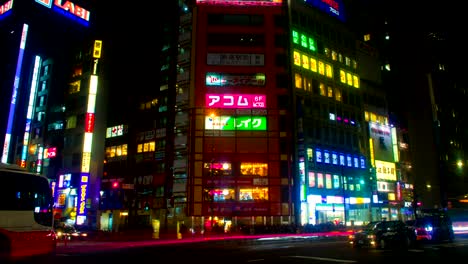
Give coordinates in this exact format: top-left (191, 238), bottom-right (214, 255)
top-left (302, 54), bottom-right (310, 69)
top-left (318, 61), bottom-right (325, 75)
top-left (316, 149), bottom-right (322, 163)
top-left (327, 86), bottom-right (333, 98)
top-left (317, 173), bottom-right (324, 188)
top-left (326, 64), bottom-right (333, 78)
top-left (239, 187), bottom-right (268, 201)
top-left (240, 163), bottom-right (268, 176)
top-left (335, 88), bottom-right (342, 102)
top-left (325, 173), bottom-right (332, 189)
top-left (324, 151), bottom-right (330, 164)
top-left (310, 57), bottom-right (317, 72)
top-left (333, 174), bottom-right (340, 189)
top-left (295, 73), bottom-right (303, 89)
top-left (319, 83), bottom-right (326, 96)
top-left (308, 171), bottom-right (316, 187)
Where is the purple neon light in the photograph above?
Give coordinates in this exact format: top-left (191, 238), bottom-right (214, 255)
top-left (2, 24), bottom-right (28, 163)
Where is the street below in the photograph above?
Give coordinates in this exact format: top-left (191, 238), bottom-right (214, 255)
top-left (11, 234), bottom-right (468, 264)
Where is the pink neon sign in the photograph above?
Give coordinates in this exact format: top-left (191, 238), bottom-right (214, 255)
top-left (206, 94), bottom-right (266, 108)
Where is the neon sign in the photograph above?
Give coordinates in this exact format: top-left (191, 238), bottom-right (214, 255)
top-left (205, 116), bottom-right (267, 130)
top-left (84, 113), bottom-right (94, 132)
top-left (304, 0), bottom-right (345, 22)
top-left (45, 147), bottom-right (57, 158)
top-left (206, 73), bottom-right (265, 86)
top-left (77, 173), bottom-right (89, 215)
top-left (0, 0), bottom-right (13, 17)
top-left (206, 94), bottom-right (266, 108)
top-left (35, 0), bottom-right (90, 24)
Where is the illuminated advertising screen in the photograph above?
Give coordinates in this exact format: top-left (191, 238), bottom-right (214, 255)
top-left (206, 73), bottom-right (265, 86)
top-left (206, 94), bottom-right (266, 108)
top-left (375, 160), bottom-right (397, 181)
top-left (205, 116), bottom-right (267, 130)
top-left (106, 125), bottom-right (125, 138)
top-left (369, 122), bottom-right (394, 162)
top-left (304, 0), bottom-right (345, 22)
top-left (207, 53), bottom-right (264, 66)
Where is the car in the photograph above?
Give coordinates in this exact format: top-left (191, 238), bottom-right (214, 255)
top-left (406, 214), bottom-right (454, 243)
top-left (54, 224), bottom-right (88, 241)
top-left (348, 220), bottom-right (416, 250)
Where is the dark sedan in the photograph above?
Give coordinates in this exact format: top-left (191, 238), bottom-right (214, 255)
top-left (348, 220), bottom-right (416, 250)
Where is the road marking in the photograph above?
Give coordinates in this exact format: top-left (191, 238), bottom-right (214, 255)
top-left (247, 259), bottom-right (265, 262)
top-left (288, 256), bottom-right (357, 263)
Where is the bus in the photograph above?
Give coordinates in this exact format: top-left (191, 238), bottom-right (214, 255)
top-left (0, 164), bottom-right (57, 262)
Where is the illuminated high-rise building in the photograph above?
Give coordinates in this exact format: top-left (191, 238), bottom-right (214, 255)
top-left (0, 0), bottom-right (105, 227)
top-left (100, 0), bottom-right (390, 234)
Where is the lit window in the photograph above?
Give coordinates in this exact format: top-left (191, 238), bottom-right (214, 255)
top-left (332, 50), bottom-right (337, 61)
top-left (122, 144), bottom-right (128, 156)
top-left (149, 141), bottom-right (155, 152)
top-left (353, 75), bottom-right (360, 88)
top-left (335, 88), bottom-right (342, 102)
top-left (308, 37), bottom-right (316, 52)
top-left (292, 30), bottom-right (299, 44)
top-left (347, 72), bottom-right (353, 86)
top-left (293, 51), bottom-right (301, 66)
top-left (345, 57), bottom-right (351, 66)
top-left (295, 73), bottom-right (303, 89)
top-left (364, 34), bottom-right (371, 41)
top-left (333, 174), bottom-right (340, 189)
top-left (318, 61), bottom-right (325, 75)
top-left (317, 173), bottom-right (324, 188)
top-left (325, 174), bottom-right (332, 189)
top-left (240, 163), bottom-right (268, 176)
top-left (302, 54), bottom-right (310, 69)
top-left (324, 151), bottom-right (330, 164)
top-left (301, 34), bottom-right (307, 48)
top-left (239, 187), bottom-right (268, 201)
top-left (340, 70), bottom-right (346, 83)
top-left (325, 64), bottom-right (333, 78)
top-left (327, 86), bottom-right (333, 97)
top-left (319, 83), bottom-right (326, 96)
top-left (310, 58), bottom-right (317, 72)
top-left (308, 172), bottom-right (316, 187)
